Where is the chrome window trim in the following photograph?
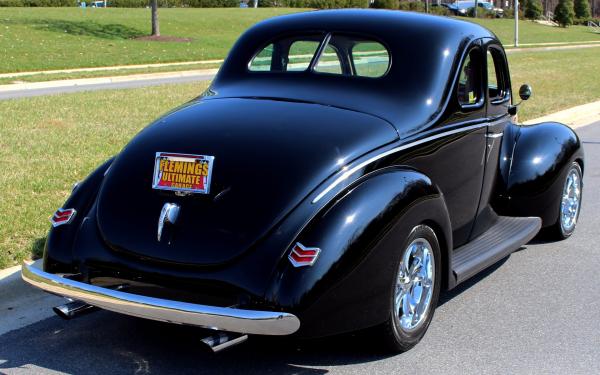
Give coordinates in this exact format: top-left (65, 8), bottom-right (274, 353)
top-left (485, 132), bottom-right (504, 138)
top-left (312, 121), bottom-right (503, 204)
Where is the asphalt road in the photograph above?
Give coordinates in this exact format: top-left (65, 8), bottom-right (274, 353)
top-left (1, 122), bottom-right (599, 375)
top-left (0, 73), bottom-right (216, 101)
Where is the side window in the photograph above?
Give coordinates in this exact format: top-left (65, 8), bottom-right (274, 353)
top-left (457, 49), bottom-right (482, 107)
top-left (487, 48), bottom-right (508, 102)
top-left (314, 45), bottom-right (343, 74)
top-left (248, 43), bottom-right (274, 71)
top-left (314, 34), bottom-right (390, 78)
top-left (351, 42), bottom-right (390, 78)
top-left (487, 50), bottom-right (499, 96)
top-left (248, 37), bottom-right (321, 72)
top-left (287, 41), bottom-right (320, 72)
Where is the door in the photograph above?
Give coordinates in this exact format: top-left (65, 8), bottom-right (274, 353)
top-left (407, 44), bottom-right (487, 248)
top-left (469, 39), bottom-right (513, 240)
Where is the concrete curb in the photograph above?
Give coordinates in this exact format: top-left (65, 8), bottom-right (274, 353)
top-left (524, 100), bottom-right (600, 129)
top-left (0, 68), bottom-right (219, 93)
top-left (0, 261), bottom-right (62, 336)
top-left (0, 264), bottom-right (23, 284)
top-left (0, 60), bottom-right (224, 79)
top-left (506, 43), bottom-right (600, 54)
top-left (503, 40), bottom-right (600, 48)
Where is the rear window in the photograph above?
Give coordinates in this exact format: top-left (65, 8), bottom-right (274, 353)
top-left (351, 42), bottom-right (390, 78)
top-left (248, 33), bottom-right (390, 78)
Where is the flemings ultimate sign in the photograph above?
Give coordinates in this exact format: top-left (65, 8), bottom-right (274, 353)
top-left (152, 152), bottom-right (215, 194)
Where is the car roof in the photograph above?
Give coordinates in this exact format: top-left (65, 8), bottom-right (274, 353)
top-left (211, 10), bottom-right (498, 137)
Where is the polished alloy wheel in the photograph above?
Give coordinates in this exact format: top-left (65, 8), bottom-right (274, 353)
top-left (394, 238), bottom-right (435, 332)
top-left (560, 166), bottom-right (582, 234)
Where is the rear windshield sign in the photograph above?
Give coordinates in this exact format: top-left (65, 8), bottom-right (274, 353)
top-left (152, 152), bottom-right (214, 194)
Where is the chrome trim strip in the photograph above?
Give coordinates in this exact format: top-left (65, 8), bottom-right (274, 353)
top-left (485, 132), bottom-right (504, 138)
top-left (22, 261), bottom-right (300, 336)
top-left (312, 123), bottom-right (488, 203)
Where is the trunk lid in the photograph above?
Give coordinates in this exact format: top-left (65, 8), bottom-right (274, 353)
top-left (96, 98), bottom-right (397, 266)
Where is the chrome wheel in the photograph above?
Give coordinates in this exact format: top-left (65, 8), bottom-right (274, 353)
top-left (560, 166), bottom-right (582, 234)
top-left (394, 238), bottom-right (435, 333)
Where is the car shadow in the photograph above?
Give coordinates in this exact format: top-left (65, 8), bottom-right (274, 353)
top-left (437, 255), bottom-right (509, 307)
top-left (0, 310), bottom-right (392, 375)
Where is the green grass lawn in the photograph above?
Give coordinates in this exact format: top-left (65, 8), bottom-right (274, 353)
top-left (0, 46), bottom-right (598, 269)
top-left (508, 48), bottom-right (600, 119)
top-left (470, 18), bottom-right (600, 46)
top-left (1, 7), bottom-right (599, 74)
top-left (0, 7), bottom-right (302, 73)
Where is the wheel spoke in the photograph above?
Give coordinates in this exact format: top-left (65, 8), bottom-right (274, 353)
top-left (395, 287), bottom-right (405, 313)
top-left (409, 256), bottom-right (422, 277)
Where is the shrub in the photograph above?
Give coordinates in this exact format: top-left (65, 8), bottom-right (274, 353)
top-left (397, 0), bottom-right (424, 12)
top-left (573, 0), bottom-right (591, 19)
top-left (430, 5), bottom-right (451, 16)
top-left (524, 0), bottom-right (543, 20)
top-left (371, 0), bottom-right (397, 9)
top-left (467, 7), bottom-right (495, 18)
top-left (573, 16), bottom-right (600, 25)
top-left (0, 0), bottom-right (242, 6)
top-left (266, 0), bottom-right (369, 7)
top-left (0, 0), bottom-right (75, 6)
top-left (554, 0), bottom-right (575, 27)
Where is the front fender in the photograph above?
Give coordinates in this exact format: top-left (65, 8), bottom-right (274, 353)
top-left (44, 158), bottom-right (114, 274)
top-left (265, 167), bottom-right (452, 338)
top-left (495, 122), bottom-right (584, 226)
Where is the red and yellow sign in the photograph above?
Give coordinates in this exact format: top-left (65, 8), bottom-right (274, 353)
top-left (152, 152), bottom-right (214, 194)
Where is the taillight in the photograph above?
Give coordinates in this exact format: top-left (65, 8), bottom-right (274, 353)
top-left (51, 208), bottom-right (77, 227)
top-left (288, 242), bottom-right (321, 267)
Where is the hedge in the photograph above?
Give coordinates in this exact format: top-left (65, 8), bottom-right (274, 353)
top-left (0, 0), bottom-right (74, 6)
top-left (260, 0), bottom-right (369, 8)
top-left (112, 0), bottom-right (239, 6)
top-left (0, 0), bottom-right (241, 6)
top-left (0, 0), bottom-right (373, 6)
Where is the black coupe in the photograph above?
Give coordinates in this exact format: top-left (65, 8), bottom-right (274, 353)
top-left (23, 10), bottom-right (584, 353)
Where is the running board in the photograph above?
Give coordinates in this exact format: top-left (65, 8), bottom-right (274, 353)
top-left (451, 216), bottom-right (541, 285)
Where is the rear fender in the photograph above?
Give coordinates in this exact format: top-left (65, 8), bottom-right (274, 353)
top-left (44, 158), bottom-right (114, 273)
top-left (264, 167), bottom-right (452, 338)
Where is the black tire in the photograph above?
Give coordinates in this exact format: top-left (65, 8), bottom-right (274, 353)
top-left (376, 224), bottom-right (442, 353)
top-left (547, 162), bottom-right (583, 240)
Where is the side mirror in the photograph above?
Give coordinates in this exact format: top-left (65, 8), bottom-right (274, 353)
top-left (519, 84), bottom-right (532, 101)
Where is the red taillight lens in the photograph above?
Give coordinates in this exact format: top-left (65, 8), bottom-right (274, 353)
top-left (288, 242), bottom-right (321, 267)
top-left (50, 208), bottom-right (77, 227)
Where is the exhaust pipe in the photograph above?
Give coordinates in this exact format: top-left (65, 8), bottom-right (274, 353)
top-left (201, 331), bottom-right (248, 353)
top-left (52, 283), bottom-right (127, 320)
top-left (53, 299), bottom-right (97, 320)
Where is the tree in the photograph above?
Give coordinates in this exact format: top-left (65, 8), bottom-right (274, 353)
top-left (554, 0), bottom-right (575, 27)
top-left (151, 0), bottom-right (160, 37)
top-left (524, 0), bottom-right (543, 19)
top-left (574, 0), bottom-right (591, 18)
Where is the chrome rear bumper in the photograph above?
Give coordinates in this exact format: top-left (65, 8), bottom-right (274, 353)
top-left (21, 261), bottom-right (300, 336)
